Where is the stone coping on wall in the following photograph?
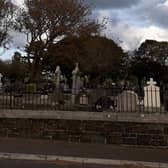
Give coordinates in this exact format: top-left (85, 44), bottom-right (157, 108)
top-left (0, 109), bottom-right (167, 124)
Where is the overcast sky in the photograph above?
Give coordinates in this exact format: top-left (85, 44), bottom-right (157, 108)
top-left (86, 0), bottom-right (168, 50)
top-left (1, 0), bottom-right (168, 59)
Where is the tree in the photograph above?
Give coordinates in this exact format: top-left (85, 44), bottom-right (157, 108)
top-left (129, 39), bottom-right (168, 89)
top-left (135, 40), bottom-right (168, 66)
top-left (0, 0), bottom-right (15, 47)
top-left (129, 57), bottom-right (162, 89)
top-left (43, 36), bottom-right (125, 84)
top-left (0, 52), bottom-right (28, 82)
top-left (17, 0), bottom-right (103, 82)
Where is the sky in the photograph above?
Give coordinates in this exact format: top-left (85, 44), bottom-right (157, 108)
top-left (1, 0), bottom-right (168, 59)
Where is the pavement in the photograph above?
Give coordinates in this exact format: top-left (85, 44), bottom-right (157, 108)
top-left (0, 138), bottom-right (168, 167)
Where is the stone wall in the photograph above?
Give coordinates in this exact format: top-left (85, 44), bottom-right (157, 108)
top-left (0, 118), bottom-right (168, 147)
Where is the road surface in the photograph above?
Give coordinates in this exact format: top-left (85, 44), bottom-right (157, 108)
top-left (0, 159), bottom-right (116, 168)
top-left (0, 138), bottom-right (167, 163)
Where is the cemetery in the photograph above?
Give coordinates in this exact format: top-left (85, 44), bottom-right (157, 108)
top-left (1, 1), bottom-right (168, 168)
top-left (0, 48), bottom-right (167, 148)
top-left (1, 0), bottom-right (168, 151)
top-left (0, 63), bottom-right (167, 147)
top-left (0, 63), bottom-right (166, 114)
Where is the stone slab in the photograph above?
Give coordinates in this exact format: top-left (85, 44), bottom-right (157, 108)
top-left (0, 109), bottom-right (168, 124)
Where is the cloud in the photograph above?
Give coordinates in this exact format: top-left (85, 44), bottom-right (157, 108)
top-left (84, 0), bottom-right (141, 9)
top-left (7, 31), bottom-right (27, 49)
top-left (0, 31), bottom-right (27, 60)
top-left (14, 0), bottom-right (141, 9)
top-left (79, 0), bottom-right (168, 31)
top-left (110, 23), bottom-right (168, 51)
top-left (12, 0), bottom-right (24, 6)
top-left (0, 48), bottom-right (26, 60)
top-left (98, 10), bottom-right (168, 51)
top-left (130, 0), bottom-right (168, 28)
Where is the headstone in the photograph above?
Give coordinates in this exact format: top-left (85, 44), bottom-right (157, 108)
top-left (117, 90), bottom-right (138, 112)
top-left (52, 66), bottom-right (63, 106)
top-left (72, 63), bottom-right (80, 104)
top-left (79, 94), bottom-right (89, 105)
top-left (55, 66), bottom-right (61, 89)
top-left (72, 63), bottom-right (80, 92)
top-left (144, 78), bottom-right (160, 109)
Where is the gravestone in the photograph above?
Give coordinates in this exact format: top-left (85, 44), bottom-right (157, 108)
top-left (144, 78), bottom-right (160, 109)
top-left (79, 94), bottom-right (89, 105)
top-left (55, 66), bottom-right (61, 89)
top-left (72, 63), bottom-right (80, 104)
top-left (117, 90), bottom-right (138, 112)
top-left (53, 66), bottom-right (63, 105)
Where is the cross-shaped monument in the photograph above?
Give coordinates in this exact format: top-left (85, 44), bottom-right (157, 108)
top-left (147, 78), bottom-right (157, 86)
top-left (144, 78), bottom-right (160, 109)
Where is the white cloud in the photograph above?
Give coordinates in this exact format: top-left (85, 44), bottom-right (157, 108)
top-left (84, 0), bottom-right (140, 9)
top-left (98, 10), bottom-right (168, 50)
top-left (0, 48), bottom-right (26, 60)
top-left (157, 0), bottom-right (168, 7)
top-left (131, 0), bottom-right (168, 28)
top-left (113, 24), bottom-right (168, 50)
top-left (0, 31), bottom-right (27, 60)
top-left (12, 0), bottom-right (24, 6)
top-left (8, 31), bottom-right (27, 49)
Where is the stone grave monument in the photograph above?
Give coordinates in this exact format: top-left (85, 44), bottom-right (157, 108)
top-left (72, 63), bottom-right (81, 104)
top-left (55, 65), bottom-right (62, 89)
top-left (79, 92), bottom-right (89, 105)
top-left (144, 78), bottom-right (160, 111)
top-left (51, 65), bottom-right (63, 107)
top-left (117, 90), bottom-right (138, 112)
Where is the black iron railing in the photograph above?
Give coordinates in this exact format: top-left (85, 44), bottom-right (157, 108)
top-left (0, 86), bottom-right (167, 113)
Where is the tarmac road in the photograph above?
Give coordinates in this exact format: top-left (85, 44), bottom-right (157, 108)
top-left (0, 138), bottom-right (167, 163)
top-left (0, 159), bottom-right (115, 168)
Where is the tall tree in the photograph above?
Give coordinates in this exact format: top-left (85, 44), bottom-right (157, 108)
top-left (17, 0), bottom-right (102, 82)
top-left (129, 39), bottom-right (168, 89)
top-left (135, 40), bottom-right (168, 66)
top-left (0, 0), bottom-right (15, 46)
top-left (130, 57), bottom-right (162, 89)
top-left (43, 36), bottom-right (125, 84)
